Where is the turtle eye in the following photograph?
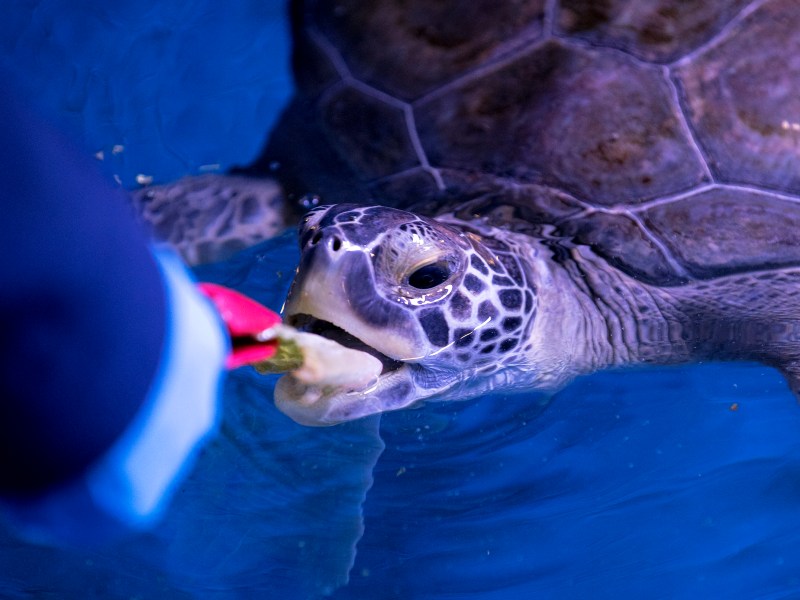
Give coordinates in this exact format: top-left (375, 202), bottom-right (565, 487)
top-left (408, 262), bottom-right (450, 289)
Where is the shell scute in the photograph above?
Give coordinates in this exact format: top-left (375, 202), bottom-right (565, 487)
top-left (675, 0), bottom-right (800, 193)
top-left (415, 41), bottom-right (707, 205)
top-left (642, 187), bottom-right (800, 279)
top-left (320, 86), bottom-right (419, 180)
top-left (311, 0), bottom-right (547, 100)
top-left (559, 211), bottom-right (686, 285)
top-left (557, 0), bottom-right (753, 63)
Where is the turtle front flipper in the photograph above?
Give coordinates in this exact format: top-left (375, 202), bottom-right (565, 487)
top-left (131, 174), bottom-right (290, 266)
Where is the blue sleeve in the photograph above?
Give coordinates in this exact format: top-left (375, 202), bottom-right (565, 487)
top-left (3, 251), bottom-right (228, 545)
top-left (0, 88), bottom-right (228, 544)
top-left (0, 87), bottom-right (168, 495)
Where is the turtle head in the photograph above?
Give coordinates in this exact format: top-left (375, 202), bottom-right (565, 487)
top-left (277, 204), bottom-right (537, 425)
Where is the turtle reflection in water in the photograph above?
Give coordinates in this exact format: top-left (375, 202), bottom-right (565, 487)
top-left (140, 0), bottom-right (800, 426)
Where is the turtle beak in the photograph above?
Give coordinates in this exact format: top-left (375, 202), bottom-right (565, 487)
top-left (284, 227), bottom-right (424, 361)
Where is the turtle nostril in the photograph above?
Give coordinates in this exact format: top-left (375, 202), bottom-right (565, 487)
top-left (308, 229), bottom-right (344, 251)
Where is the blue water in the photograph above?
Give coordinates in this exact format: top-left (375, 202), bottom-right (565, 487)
top-left (1, 0), bottom-right (291, 187)
top-left (4, 2), bottom-right (800, 599)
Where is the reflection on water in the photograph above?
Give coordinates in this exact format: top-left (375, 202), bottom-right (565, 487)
top-left (3, 234), bottom-right (800, 598)
top-left (347, 363), bottom-right (800, 599)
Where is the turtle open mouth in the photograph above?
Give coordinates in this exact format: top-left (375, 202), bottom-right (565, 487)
top-left (287, 313), bottom-right (405, 376)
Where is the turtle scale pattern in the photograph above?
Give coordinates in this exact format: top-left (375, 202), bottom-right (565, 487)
top-left (256, 0), bottom-right (800, 287)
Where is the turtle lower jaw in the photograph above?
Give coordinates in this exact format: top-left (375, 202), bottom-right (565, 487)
top-left (275, 314), bottom-right (420, 425)
top-left (274, 362), bottom-right (418, 426)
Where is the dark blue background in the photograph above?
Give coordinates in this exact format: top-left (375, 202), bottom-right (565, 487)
top-left (3, 2), bottom-right (800, 598)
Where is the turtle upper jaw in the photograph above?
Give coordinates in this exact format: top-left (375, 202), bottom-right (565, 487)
top-left (283, 243), bottom-right (426, 362)
top-left (284, 288), bottom-right (421, 362)
top-left (286, 314), bottom-right (405, 376)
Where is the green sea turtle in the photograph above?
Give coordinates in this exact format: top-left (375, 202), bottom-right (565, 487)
top-left (142, 0), bottom-right (800, 426)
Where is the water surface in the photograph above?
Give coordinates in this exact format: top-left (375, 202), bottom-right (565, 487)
top-left (4, 1), bottom-right (800, 598)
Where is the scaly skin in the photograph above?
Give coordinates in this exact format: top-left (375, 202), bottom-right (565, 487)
top-left (520, 228), bottom-right (800, 390)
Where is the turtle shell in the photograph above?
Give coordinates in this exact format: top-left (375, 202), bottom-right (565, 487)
top-left (253, 0), bottom-right (800, 286)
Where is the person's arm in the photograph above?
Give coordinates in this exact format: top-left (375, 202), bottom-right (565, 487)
top-left (0, 88), bottom-right (171, 499)
top-left (2, 250), bottom-right (229, 545)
